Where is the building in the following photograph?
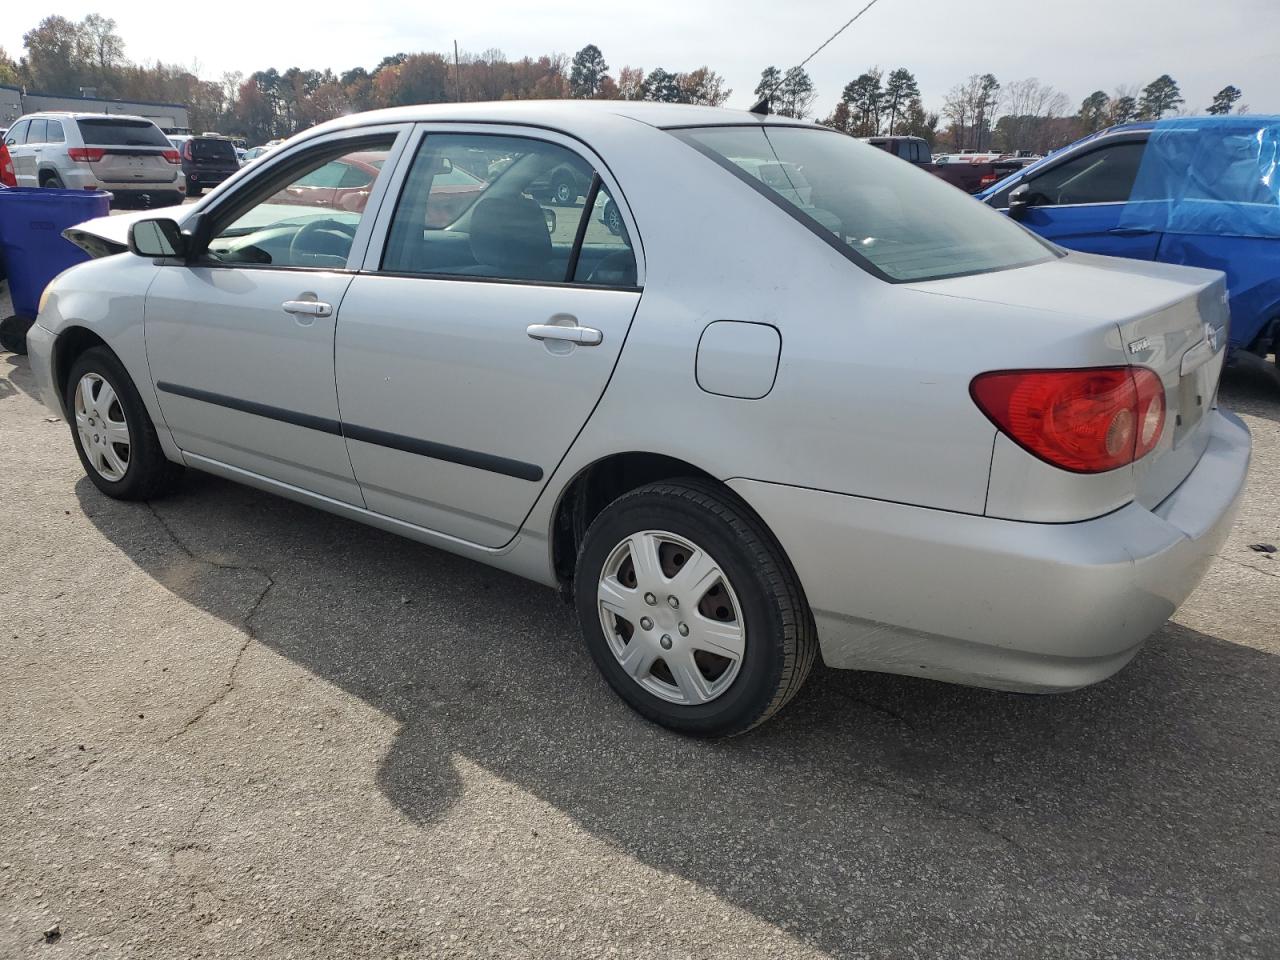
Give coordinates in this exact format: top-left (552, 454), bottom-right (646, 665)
top-left (0, 84), bottom-right (190, 134)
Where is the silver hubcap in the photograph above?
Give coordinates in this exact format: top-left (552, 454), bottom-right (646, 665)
top-left (74, 373), bottom-right (131, 482)
top-left (597, 530), bottom-right (745, 706)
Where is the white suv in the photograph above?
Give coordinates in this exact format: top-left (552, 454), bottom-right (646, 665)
top-left (3, 112), bottom-right (185, 207)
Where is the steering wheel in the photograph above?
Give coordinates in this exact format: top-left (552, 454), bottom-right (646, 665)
top-left (288, 217), bottom-right (358, 264)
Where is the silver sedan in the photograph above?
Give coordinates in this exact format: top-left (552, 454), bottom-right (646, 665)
top-left (27, 101), bottom-right (1251, 736)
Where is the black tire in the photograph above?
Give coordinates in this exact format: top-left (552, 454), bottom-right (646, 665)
top-left (551, 174), bottom-right (575, 205)
top-left (40, 173), bottom-right (66, 189)
top-left (602, 199), bottom-right (622, 236)
top-left (187, 184), bottom-right (202, 198)
top-left (65, 346), bottom-right (183, 500)
top-left (574, 479), bottom-right (818, 737)
top-left (0, 315), bottom-right (33, 354)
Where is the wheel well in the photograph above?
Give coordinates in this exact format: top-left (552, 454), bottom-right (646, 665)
top-left (52, 326), bottom-right (110, 411)
top-left (38, 167), bottom-right (59, 185)
top-left (550, 452), bottom-right (719, 585)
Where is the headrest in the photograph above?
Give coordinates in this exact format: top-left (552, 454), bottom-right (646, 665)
top-left (469, 195), bottom-right (552, 271)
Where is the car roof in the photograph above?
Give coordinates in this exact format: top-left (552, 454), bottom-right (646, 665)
top-left (302, 99), bottom-right (818, 142)
top-left (19, 111), bottom-right (159, 123)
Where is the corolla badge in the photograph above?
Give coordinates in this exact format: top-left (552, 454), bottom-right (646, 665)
top-left (1127, 336), bottom-right (1151, 354)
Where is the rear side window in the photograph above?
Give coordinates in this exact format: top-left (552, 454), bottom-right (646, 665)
top-left (46, 120), bottom-right (65, 143)
top-left (1026, 142), bottom-right (1145, 206)
top-left (382, 133), bottom-right (593, 283)
top-left (76, 118), bottom-right (171, 147)
top-left (191, 138), bottom-right (237, 160)
top-left (674, 125), bottom-right (1054, 283)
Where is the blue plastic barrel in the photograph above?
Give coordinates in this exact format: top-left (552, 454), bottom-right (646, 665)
top-left (0, 188), bottom-right (111, 319)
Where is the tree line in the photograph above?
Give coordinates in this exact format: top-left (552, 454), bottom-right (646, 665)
top-left (816, 68), bottom-right (1247, 155)
top-left (0, 14), bottom-right (1250, 153)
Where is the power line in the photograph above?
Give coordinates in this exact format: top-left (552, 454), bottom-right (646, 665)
top-left (752, 0), bottom-right (888, 112)
top-left (795, 0), bottom-right (886, 75)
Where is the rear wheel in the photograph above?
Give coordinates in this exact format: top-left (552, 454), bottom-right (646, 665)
top-left (65, 346), bottom-right (182, 500)
top-left (574, 480), bottom-right (817, 737)
top-left (187, 184), bottom-right (202, 197)
top-left (552, 174), bottom-right (575, 205)
top-left (40, 172), bottom-right (65, 189)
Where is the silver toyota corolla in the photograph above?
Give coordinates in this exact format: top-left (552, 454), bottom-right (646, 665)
top-left (26, 101), bottom-right (1252, 736)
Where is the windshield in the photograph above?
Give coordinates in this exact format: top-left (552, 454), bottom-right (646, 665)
top-left (76, 118), bottom-right (171, 148)
top-left (675, 125), bottom-right (1055, 282)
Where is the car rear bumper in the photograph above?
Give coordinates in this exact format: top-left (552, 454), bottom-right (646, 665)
top-left (729, 408), bottom-right (1251, 693)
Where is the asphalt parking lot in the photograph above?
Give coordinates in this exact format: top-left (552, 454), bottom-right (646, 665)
top-left (1, 296), bottom-right (1278, 957)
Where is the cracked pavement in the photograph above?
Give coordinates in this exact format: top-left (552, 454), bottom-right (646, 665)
top-left (1, 331), bottom-right (1278, 958)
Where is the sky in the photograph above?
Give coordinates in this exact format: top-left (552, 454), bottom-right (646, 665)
top-left (3, 0), bottom-right (1278, 119)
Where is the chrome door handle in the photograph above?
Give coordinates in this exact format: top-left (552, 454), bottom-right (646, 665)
top-left (526, 323), bottom-right (603, 346)
top-left (282, 300), bottom-right (332, 317)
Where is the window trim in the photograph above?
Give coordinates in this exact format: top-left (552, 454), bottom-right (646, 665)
top-left (359, 122), bottom-right (644, 289)
top-left (179, 124), bottom-right (412, 274)
top-left (671, 124), bottom-right (1058, 285)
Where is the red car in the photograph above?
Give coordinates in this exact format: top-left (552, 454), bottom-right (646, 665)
top-left (270, 153), bottom-right (486, 225)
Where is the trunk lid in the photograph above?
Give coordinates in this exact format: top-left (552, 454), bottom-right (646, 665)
top-left (915, 251), bottom-right (1228, 510)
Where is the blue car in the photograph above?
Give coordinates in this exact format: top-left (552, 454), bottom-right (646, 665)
top-left (977, 116), bottom-right (1280, 379)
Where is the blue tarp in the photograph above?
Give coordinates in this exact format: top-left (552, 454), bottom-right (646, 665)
top-left (1119, 116), bottom-right (1280, 239)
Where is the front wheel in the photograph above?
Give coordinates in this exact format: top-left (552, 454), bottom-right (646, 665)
top-left (574, 480), bottom-right (817, 737)
top-left (65, 346), bottom-right (183, 500)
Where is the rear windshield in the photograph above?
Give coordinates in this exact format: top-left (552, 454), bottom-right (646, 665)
top-left (76, 118), bottom-right (171, 148)
top-left (673, 125), bottom-right (1055, 283)
top-left (192, 138), bottom-right (238, 160)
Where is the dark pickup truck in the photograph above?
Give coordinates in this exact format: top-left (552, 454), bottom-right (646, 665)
top-left (862, 136), bottom-right (1034, 194)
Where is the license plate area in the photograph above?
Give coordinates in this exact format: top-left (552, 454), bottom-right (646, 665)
top-left (1170, 349), bottom-right (1221, 446)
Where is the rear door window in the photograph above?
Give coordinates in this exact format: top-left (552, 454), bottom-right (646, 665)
top-left (46, 120), bottom-right (65, 143)
top-left (382, 133), bottom-right (595, 283)
top-left (76, 118), bottom-right (171, 147)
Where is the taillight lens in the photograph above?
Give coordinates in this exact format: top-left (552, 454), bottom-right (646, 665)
top-left (162, 149), bottom-right (181, 164)
top-left (183, 141), bottom-right (193, 159)
top-left (67, 147), bottom-right (106, 163)
top-left (971, 367), bottom-right (1166, 473)
top-left (0, 144), bottom-right (15, 187)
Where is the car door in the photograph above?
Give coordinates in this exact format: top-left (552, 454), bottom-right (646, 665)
top-left (143, 124), bottom-right (410, 505)
top-left (5, 119), bottom-right (35, 186)
top-left (1003, 138), bottom-right (1159, 258)
top-left (335, 126), bottom-right (643, 547)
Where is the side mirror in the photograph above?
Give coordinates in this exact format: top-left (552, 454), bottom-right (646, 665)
top-left (128, 218), bottom-right (186, 258)
top-left (1006, 183), bottom-right (1038, 221)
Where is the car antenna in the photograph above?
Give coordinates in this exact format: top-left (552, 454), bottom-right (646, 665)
top-left (748, 0), bottom-right (888, 115)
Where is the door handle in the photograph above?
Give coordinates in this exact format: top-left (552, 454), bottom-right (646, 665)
top-left (282, 300), bottom-right (332, 317)
top-left (526, 323), bottom-right (603, 346)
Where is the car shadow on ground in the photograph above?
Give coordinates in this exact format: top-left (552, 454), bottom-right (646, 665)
top-left (1221, 361), bottom-right (1280, 422)
top-left (76, 466), bottom-right (1280, 956)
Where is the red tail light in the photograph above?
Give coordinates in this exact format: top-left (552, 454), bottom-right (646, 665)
top-left (0, 144), bottom-right (15, 187)
top-left (971, 367), bottom-right (1166, 473)
top-left (67, 147), bottom-right (106, 163)
top-left (979, 173), bottom-right (999, 187)
top-left (162, 149), bottom-right (181, 164)
top-left (183, 141), bottom-right (193, 159)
